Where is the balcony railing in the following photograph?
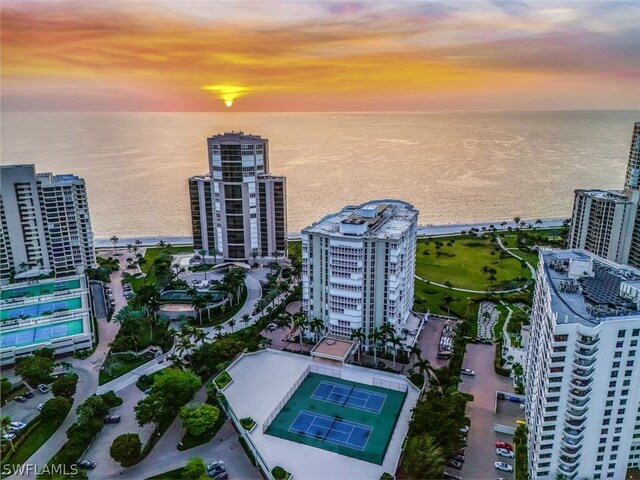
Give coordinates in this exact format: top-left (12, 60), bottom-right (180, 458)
top-left (570, 377), bottom-right (593, 390)
top-left (576, 336), bottom-right (599, 348)
top-left (565, 409), bottom-right (588, 421)
top-left (575, 348), bottom-right (598, 359)
top-left (568, 388), bottom-right (591, 399)
top-left (560, 443), bottom-right (582, 457)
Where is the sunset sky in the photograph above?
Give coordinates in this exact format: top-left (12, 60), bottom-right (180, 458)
top-left (2, 0), bottom-right (639, 112)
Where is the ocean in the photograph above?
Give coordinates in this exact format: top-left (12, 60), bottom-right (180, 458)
top-left (2, 111), bottom-right (638, 239)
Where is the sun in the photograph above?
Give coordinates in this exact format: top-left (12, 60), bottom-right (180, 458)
top-left (203, 84), bottom-right (248, 108)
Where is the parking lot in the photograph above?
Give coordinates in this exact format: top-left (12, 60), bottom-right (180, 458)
top-left (3, 388), bottom-right (53, 425)
top-left (457, 343), bottom-right (517, 480)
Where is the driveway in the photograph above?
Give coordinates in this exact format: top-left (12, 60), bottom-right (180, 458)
top-left (458, 343), bottom-right (515, 480)
top-left (84, 383), bottom-right (155, 475)
top-left (415, 316), bottom-right (453, 368)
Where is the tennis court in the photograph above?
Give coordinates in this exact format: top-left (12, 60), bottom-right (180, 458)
top-left (0, 279), bottom-right (82, 300)
top-left (265, 372), bottom-right (407, 464)
top-left (1, 297), bottom-right (83, 321)
top-left (289, 410), bottom-right (371, 451)
top-left (0, 319), bottom-right (84, 348)
top-left (312, 381), bottom-right (386, 413)
top-left (159, 290), bottom-right (226, 303)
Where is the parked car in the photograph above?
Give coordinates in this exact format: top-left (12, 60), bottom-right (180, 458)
top-left (496, 448), bottom-right (514, 458)
top-left (442, 473), bottom-right (463, 480)
top-left (450, 454), bottom-right (465, 463)
top-left (459, 425), bottom-right (469, 433)
top-left (10, 422), bottom-right (26, 431)
top-left (207, 461), bottom-right (225, 473)
top-left (37, 384), bottom-right (49, 394)
top-left (104, 415), bottom-right (121, 424)
top-left (495, 462), bottom-right (513, 472)
top-left (445, 459), bottom-right (462, 470)
top-left (38, 403), bottom-right (44, 411)
top-left (14, 396), bottom-right (27, 403)
top-left (495, 441), bottom-right (513, 451)
top-left (454, 448), bottom-right (466, 456)
top-left (460, 369), bottom-right (476, 376)
top-left (2, 433), bottom-right (16, 441)
top-left (23, 391), bottom-right (35, 399)
top-left (76, 460), bottom-right (96, 470)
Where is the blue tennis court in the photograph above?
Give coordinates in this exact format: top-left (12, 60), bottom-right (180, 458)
top-left (0, 319), bottom-right (84, 348)
top-left (288, 410), bottom-right (371, 451)
top-left (312, 380), bottom-right (387, 413)
top-left (1, 297), bottom-right (83, 321)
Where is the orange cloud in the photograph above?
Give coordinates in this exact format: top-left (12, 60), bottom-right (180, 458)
top-left (1, 1), bottom-right (638, 111)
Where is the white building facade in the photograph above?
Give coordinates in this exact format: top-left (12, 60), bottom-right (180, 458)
top-left (189, 132), bottom-right (287, 260)
top-left (1, 164), bottom-right (96, 284)
top-left (525, 250), bottom-right (640, 479)
top-left (301, 200), bottom-right (417, 343)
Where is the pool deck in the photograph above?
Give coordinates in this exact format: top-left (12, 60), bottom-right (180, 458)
top-left (224, 349), bottom-right (420, 480)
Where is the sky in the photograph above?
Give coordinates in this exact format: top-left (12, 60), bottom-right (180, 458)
top-left (2, 0), bottom-right (639, 112)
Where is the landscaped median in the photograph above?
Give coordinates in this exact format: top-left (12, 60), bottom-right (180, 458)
top-left (214, 370), bottom-right (232, 389)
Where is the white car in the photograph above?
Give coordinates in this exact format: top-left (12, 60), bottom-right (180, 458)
top-left (495, 462), bottom-right (513, 472)
top-left (38, 403), bottom-right (44, 411)
top-left (2, 433), bottom-right (16, 441)
top-left (10, 422), bottom-right (26, 430)
top-left (496, 448), bottom-right (514, 458)
top-left (459, 425), bottom-right (469, 433)
top-left (460, 368), bottom-right (476, 376)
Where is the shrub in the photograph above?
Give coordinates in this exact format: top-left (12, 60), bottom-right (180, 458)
top-left (214, 371), bottom-right (232, 389)
top-left (271, 466), bottom-right (288, 480)
top-left (179, 404), bottom-right (221, 437)
top-left (239, 417), bottom-right (255, 430)
top-left (100, 391), bottom-right (123, 408)
top-left (52, 373), bottom-right (79, 398)
top-left (110, 433), bottom-right (142, 467)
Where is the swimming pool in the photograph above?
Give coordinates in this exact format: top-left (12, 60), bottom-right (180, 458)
top-left (0, 319), bottom-right (85, 349)
top-left (1, 296), bottom-right (83, 321)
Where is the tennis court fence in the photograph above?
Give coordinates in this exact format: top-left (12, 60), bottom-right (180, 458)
top-left (265, 425), bottom-right (384, 465)
top-left (372, 377), bottom-right (408, 392)
top-left (262, 365), bottom-right (311, 433)
top-left (309, 364), bottom-right (342, 378)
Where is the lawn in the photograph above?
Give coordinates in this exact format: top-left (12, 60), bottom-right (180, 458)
top-left (415, 235), bottom-right (531, 290)
top-left (99, 353), bottom-right (154, 385)
top-left (123, 245), bottom-right (193, 292)
top-left (413, 279), bottom-right (483, 318)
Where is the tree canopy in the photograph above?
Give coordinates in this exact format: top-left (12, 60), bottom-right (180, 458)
top-left (179, 404), bottom-right (220, 437)
top-left (182, 457), bottom-right (208, 480)
top-left (110, 433), bottom-right (142, 467)
top-left (15, 349), bottom-right (54, 386)
top-left (402, 433), bottom-right (445, 479)
top-left (52, 373), bottom-right (79, 398)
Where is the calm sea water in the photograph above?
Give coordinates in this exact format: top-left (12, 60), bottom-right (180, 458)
top-left (2, 111), bottom-right (638, 239)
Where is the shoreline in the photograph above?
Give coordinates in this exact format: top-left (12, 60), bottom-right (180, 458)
top-left (94, 216), bottom-right (565, 248)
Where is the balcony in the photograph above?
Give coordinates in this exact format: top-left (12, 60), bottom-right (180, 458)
top-left (576, 335), bottom-right (599, 348)
top-left (563, 427), bottom-right (584, 441)
top-left (574, 347), bottom-right (598, 360)
top-left (571, 367), bottom-right (595, 380)
top-left (564, 416), bottom-right (586, 429)
top-left (559, 454), bottom-right (581, 467)
top-left (567, 396), bottom-right (590, 408)
top-left (568, 388), bottom-right (591, 401)
top-left (558, 462), bottom-right (579, 476)
top-left (561, 435), bottom-right (582, 447)
top-left (560, 444), bottom-right (582, 457)
top-left (570, 376), bottom-right (593, 390)
top-left (565, 408), bottom-right (588, 421)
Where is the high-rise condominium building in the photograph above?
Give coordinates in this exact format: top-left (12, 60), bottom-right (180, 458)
top-left (569, 122), bottom-right (640, 268)
top-left (525, 250), bottom-right (640, 479)
top-left (189, 132), bottom-right (287, 260)
top-left (0, 164), bottom-right (96, 283)
top-left (301, 200), bottom-right (417, 342)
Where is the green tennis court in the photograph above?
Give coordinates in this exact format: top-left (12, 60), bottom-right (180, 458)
top-left (0, 278), bottom-right (82, 300)
top-left (159, 290), bottom-right (226, 303)
top-left (265, 373), bottom-right (406, 465)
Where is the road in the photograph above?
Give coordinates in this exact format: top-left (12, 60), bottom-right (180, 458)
top-left (457, 343), bottom-right (515, 480)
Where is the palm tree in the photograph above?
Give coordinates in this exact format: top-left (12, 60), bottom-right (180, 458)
top-left (126, 243), bottom-right (133, 253)
top-left (157, 240), bottom-right (167, 248)
top-left (191, 328), bottom-right (208, 345)
top-left (409, 345), bottom-right (422, 361)
top-left (309, 317), bottom-right (324, 342)
top-left (241, 313), bottom-right (251, 329)
top-left (350, 328), bottom-right (366, 362)
top-left (271, 250), bottom-right (282, 263)
top-left (370, 328), bottom-right (383, 365)
top-left (214, 324), bottom-right (224, 339)
top-left (442, 293), bottom-right (454, 314)
top-left (191, 295), bottom-right (208, 326)
top-left (210, 247), bottom-right (222, 265)
top-left (255, 298), bottom-right (269, 317)
top-left (175, 336), bottom-right (195, 368)
top-left (389, 334), bottom-right (402, 368)
top-left (403, 433), bottom-right (445, 479)
top-left (292, 312), bottom-right (308, 347)
top-left (19, 262), bottom-right (28, 272)
top-left (1, 416), bottom-right (15, 452)
top-left (259, 337), bottom-right (273, 349)
top-left (228, 318), bottom-right (237, 332)
top-left (110, 235), bottom-right (119, 253)
top-left (513, 216), bottom-right (521, 230)
top-left (250, 248), bottom-right (260, 267)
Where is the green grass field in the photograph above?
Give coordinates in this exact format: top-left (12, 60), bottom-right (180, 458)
top-left (415, 235), bottom-right (531, 290)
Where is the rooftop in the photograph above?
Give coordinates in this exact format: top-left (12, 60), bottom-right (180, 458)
top-left (302, 200), bottom-right (417, 240)
top-left (311, 336), bottom-right (356, 362)
top-left (541, 250), bottom-right (640, 326)
top-left (575, 188), bottom-right (633, 203)
top-left (208, 131), bottom-right (266, 145)
top-left (223, 349), bottom-right (419, 480)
